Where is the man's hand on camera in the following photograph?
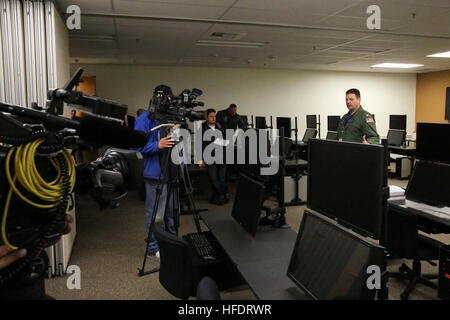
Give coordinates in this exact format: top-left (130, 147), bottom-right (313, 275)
top-left (0, 245), bottom-right (27, 270)
top-left (158, 136), bottom-right (175, 149)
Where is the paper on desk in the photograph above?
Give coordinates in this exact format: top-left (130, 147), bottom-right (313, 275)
top-left (213, 138), bottom-right (230, 147)
top-left (389, 185), bottom-right (405, 198)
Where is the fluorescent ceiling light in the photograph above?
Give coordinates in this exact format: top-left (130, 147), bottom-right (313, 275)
top-left (196, 40), bottom-right (265, 48)
top-left (371, 63), bottom-right (424, 69)
top-left (427, 51), bottom-right (450, 58)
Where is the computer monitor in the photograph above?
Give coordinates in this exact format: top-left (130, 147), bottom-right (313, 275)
top-left (386, 129), bottom-right (406, 146)
top-left (306, 115), bottom-right (317, 129)
top-left (326, 131), bottom-right (338, 140)
top-left (287, 211), bottom-right (386, 300)
top-left (328, 116), bottom-right (340, 132)
top-left (231, 174), bottom-right (266, 237)
top-left (255, 116), bottom-right (267, 129)
top-left (416, 122), bottom-right (450, 164)
top-left (405, 161), bottom-right (450, 207)
top-left (307, 139), bottom-right (387, 239)
top-left (302, 128), bottom-right (317, 143)
top-left (389, 115), bottom-right (407, 130)
top-left (276, 117), bottom-right (291, 138)
top-left (240, 115), bottom-right (249, 128)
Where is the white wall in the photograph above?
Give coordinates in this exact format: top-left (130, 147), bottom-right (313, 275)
top-left (54, 7), bottom-right (70, 118)
top-left (70, 64), bottom-right (417, 137)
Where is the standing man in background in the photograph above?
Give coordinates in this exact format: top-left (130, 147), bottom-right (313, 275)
top-left (198, 109), bottom-right (229, 205)
top-left (338, 88), bottom-right (380, 144)
top-left (137, 108), bottom-right (146, 118)
top-left (216, 104), bottom-right (246, 130)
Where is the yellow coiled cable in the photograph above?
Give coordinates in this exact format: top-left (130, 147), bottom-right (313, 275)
top-left (1, 139), bottom-right (76, 250)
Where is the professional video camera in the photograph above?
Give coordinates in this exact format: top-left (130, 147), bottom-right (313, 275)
top-left (0, 68), bottom-right (146, 292)
top-left (148, 84), bottom-right (206, 124)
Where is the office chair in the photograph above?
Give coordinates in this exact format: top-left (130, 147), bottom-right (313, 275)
top-left (386, 205), bottom-right (444, 300)
top-left (196, 276), bottom-right (221, 300)
top-left (281, 137), bottom-right (294, 159)
top-left (153, 223), bottom-right (197, 299)
top-left (326, 131), bottom-right (338, 140)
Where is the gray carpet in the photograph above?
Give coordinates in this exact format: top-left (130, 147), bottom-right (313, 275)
top-left (45, 176), bottom-right (449, 300)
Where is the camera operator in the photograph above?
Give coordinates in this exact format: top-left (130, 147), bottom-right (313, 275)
top-left (134, 85), bottom-right (177, 258)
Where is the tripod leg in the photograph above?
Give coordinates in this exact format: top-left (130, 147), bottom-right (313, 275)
top-left (181, 162), bottom-right (202, 233)
top-left (138, 182), bottom-right (164, 276)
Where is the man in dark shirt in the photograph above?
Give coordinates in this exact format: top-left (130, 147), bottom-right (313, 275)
top-left (198, 109), bottom-right (229, 205)
top-left (216, 104), bottom-right (246, 130)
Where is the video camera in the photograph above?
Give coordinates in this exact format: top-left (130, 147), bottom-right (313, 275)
top-left (0, 69), bottom-right (144, 289)
top-left (148, 85), bottom-right (206, 124)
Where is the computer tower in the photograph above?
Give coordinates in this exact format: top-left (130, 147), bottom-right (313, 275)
top-left (438, 245), bottom-right (450, 300)
top-left (395, 157), bottom-right (412, 179)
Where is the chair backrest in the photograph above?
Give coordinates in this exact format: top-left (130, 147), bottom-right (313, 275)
top-left (326, 131), bottom-right (338, 140)
top-left (387, 129), bottom-right (406, 146)
top-left (302, 128), bottom-right (318, 142)
top-left (385, 205), bottom-right (418, 259)
top-left (282, 137), bottom-right (293, 158)
top-left (153, 224), bottom-right (194, 299)
top-left (196, 276), bottom-right (221, 300)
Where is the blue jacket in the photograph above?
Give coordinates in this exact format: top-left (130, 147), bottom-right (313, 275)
top-left (133, 111), bottom-right (163, 180)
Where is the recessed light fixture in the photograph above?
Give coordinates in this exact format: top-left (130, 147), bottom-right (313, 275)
top-left (196, 40), bottom-right (265, 49)
top-left (371, 63), bottom-right (424, 69)
top-left (427, 51), bottom-right (450, 58)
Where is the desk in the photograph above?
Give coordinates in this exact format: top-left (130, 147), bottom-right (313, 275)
top-left (284, 159), bottom-right (308, 171)
top-left (200, 209), bottom-right (308, 300)
top-left (388, 197), bottom-right (450, 234)
top-left (388, 145), bottom-right (416, 157)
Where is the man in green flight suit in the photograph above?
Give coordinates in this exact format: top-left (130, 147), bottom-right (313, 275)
top-left (337, 88), bottom-right (380, 144)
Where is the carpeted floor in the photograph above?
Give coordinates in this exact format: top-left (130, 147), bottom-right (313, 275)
top-left (45, 174), bottom-right (449, 300)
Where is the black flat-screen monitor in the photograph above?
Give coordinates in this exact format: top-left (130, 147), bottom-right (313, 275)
top-left (302, 128), bottom-right (317, 142)
top-left (326, 131), bottom-right (338, 140)
top-left (416, 122), bottom-right (450, 164)
top-left (406, 161), bottom-right (450, 207)
top-left (277, 117), bottom-right (291, 138)
top-left (306, 115), bottom-right (317, 129)
top-left (240, 115), bottom-right (249, 128)
top-left (389, 115), bottom-right (407, 130)
top-left (255, 116), bottom-right (267, 129)
top-left (287, 211), bottom-right (386, 300)
top-left (307, 139), bottom-right (387, 239)
top-left (328, 116), bottom-right (340, 132)
top-left (386, 129), bottom-right (406, 146)
top-left (231, 174), bottom-right (266, 236)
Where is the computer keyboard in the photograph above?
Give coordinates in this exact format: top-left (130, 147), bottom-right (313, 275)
top-left (184, 232), bottom-right (217, 261)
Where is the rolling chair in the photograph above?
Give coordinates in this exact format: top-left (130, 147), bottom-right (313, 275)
top-left (153, 223), bottom-right (197, 299)
top-left (326, 131), bottom-right (338, 140)
top-left (386, 205), bottom-right (444, 299)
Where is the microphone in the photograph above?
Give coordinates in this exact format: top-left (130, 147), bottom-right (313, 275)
top-left (0, 102), bottom-right (147, 148)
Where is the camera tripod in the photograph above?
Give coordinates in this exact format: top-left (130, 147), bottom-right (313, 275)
top-left (137, 133), bottom-right (202, 277)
